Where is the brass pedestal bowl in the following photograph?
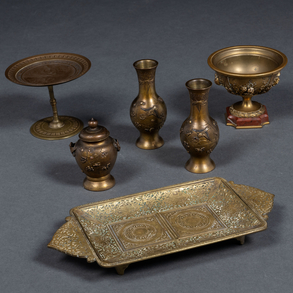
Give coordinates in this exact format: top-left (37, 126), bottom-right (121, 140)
top-left (208, 46), bottom-right (287, 128)
top-left (5, 53), bottom-right (91, 140)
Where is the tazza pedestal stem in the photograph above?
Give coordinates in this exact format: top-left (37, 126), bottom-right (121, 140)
top-left (233, 95), bottom-right (261, 112)
top-left (48, 85), bottom-right (64, 129)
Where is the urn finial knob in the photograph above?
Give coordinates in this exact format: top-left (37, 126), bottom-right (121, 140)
top-left (88, 118), bottom-right (98, 129)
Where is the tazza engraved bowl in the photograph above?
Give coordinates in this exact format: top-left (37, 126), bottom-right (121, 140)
top-left (5, 52), bottom-right (91, 86)
top-left (208, 46), bottom-right (287, 128)
top-left (48, 177), bottom-right (274, 275)
top-left (5, 53), bottom-right (91, 140)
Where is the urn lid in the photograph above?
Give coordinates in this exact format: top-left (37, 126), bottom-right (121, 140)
top-left (79, 118), bottom-right (110, 142)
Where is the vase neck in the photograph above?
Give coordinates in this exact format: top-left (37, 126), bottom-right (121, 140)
top-left (136, 67), bottom-right (157, 99)
top-left (188, 88), bottom-right (210, 120)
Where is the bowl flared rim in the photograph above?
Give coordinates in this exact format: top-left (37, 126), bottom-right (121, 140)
top-left (207, 45), bottom-right (288, 77)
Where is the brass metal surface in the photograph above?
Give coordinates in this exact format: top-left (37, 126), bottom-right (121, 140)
top-left (70, 118), bottom-right (120, 191)
top-left (30, 115), bottom-right (83, 140)
top-left (5, 52), bottom-right (91, 86)
top-left (208, 46), bottom-right (287, 127)
top-left (130, 59), bottom-right (167, 149)
top-left (180, 79), bottom-right (219, 173)
top-left (5, 53), bottom-right (91, 139)
top-left (48, 177), bottom-right (274, 275)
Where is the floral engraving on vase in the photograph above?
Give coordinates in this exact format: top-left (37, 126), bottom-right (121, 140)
top-left (102, 163), bottom-right (111, 171)
top-left (195, 147), bottom-right (205, 152)
top-left (189, 92), bottom-right (208, 112)
top-left (191, 128), bottom-right (211, 142)
top-left (77, 147), bottom-right (110, 172)
top-left (134, 121), bottom-right (142, 128)
top-left (181, 116), bottom-right (219, 158)
top-left (140, 104), bottom-right (165, 120)
top-left (183, 141), bottom-right (190, 149)
top-left (100, 149), bottom-right (108, 158)
top-left (131, 101), bottom-right (166, 132)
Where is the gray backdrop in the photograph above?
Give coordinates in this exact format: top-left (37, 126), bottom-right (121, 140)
top-left (1, 0), bottom-right (292, 292)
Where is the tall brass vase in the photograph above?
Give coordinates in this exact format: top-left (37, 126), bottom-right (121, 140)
top-left (130, 59), bottom-right (167, 149)
top-left (180, 79), bottom-right (219, 173)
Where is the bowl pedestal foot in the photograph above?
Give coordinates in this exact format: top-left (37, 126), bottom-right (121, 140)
top-left (226, 105), bottom-right (270, 129)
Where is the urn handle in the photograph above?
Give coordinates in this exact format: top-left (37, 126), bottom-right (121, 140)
top-left (69, 142), bottom-right (77, 157)
top-left (113, 138), bottom-right (121, 152)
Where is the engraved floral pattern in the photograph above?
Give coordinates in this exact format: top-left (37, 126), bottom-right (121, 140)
top-left (215, 73), bottom-right (281, 96)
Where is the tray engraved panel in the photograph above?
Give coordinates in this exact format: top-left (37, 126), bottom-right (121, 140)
top-left (109, 215), bottom-right (173, 251)
top-left (160, 204), bottom-right (226, 238)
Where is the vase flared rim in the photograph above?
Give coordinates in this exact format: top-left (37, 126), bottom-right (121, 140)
top-left (133, 59), bottom-right (158, 70)
top-left (186, 78), bottom-right (212, 91)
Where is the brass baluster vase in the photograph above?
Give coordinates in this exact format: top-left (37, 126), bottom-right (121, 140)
top-left (180, 79), bottom-right (219, 173)
top-left (130, 59), bottom-right (167, 149)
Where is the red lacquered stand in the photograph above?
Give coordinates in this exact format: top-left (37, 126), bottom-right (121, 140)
top-left (226, 106), bottom-right (269, 129)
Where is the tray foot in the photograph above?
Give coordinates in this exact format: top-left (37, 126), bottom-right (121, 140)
top-left (236, 235), bottom-right (245, 245)
top-left (115, 264), bottom-right (129, 275)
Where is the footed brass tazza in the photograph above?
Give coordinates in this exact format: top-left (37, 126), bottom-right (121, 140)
top-left (48, 177), bottom-right (274, 275)
top-left (208, 46), bottom-right (287, 128)
top-left (5, 53), bottom-right (91, 140)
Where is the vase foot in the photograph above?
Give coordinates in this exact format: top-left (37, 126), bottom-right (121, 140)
top-left (83, 174), bottom-right (115, 191)
top-left (226, 105), bottom-right (269, 129)
top-left (136, 135), bottom-right (164, 150)
top-left (185, 155), bottom-right (215, 174)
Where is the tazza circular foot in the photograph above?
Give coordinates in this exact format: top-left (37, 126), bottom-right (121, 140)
top-left (30, 116), bottom-right (83, 140)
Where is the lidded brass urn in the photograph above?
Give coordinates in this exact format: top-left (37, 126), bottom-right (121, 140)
top-left (208, 46), bottom-right (287, 128)
top-left (130, 59), bottom-right (167, 149)
top-left (180, 79), bottom-right (219, 173)
top-left (70, 118), bottom-right (120, 191)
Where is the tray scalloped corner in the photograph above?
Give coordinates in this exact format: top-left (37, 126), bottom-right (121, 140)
top-left (48, 177), bottom-right (274, 275)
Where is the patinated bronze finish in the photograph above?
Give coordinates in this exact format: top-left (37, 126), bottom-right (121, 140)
top-left (48, 177), bottom-right (274, 275)
top-left (180, 79), bottom-right (219, 173)
top-left (5, 53), bottom-right (91, 139)
top-left (130, 59), bottom-right (167, 149)
top-left (70, 118), bottom-right (120, 191)
top-left (208, 46), bottom-right (287, 128)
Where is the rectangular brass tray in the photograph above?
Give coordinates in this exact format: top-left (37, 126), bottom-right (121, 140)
top-left (48, 177), bottom-right (274, 275)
